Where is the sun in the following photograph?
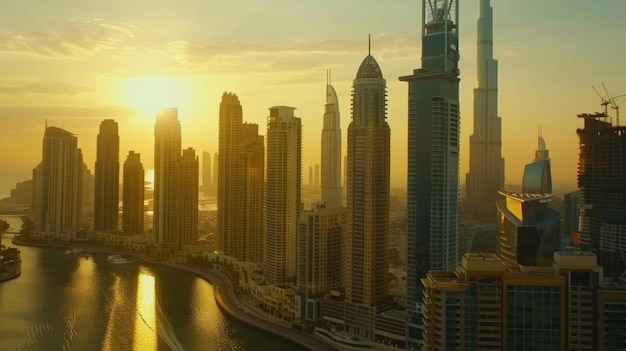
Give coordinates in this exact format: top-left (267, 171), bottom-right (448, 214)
top-left (122, 76), bottom-right (182, 118)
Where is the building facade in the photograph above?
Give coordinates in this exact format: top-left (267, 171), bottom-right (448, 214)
top-left (122, 151), bottom-right (144, 234)
top-left (94, 119), bottom-right (119, 231)
top-left (464, 0), bottom-right (505, 217)
top-left (218, 92), bottom-right (244, 259)
top-left (321, 81), bottom-right (342, 208)
top-left (34, 126), bottom-right (83, 237)
top-left (153, 108), bottom-right (181, 248)
top-left (400, 1), bottom-right (461, 346)
top-left (264, 106), bottom-right (301, 286)
top-left (240, 123), bottom-right (264, 263)
top-left (179, 147), bottom-right (198, 249)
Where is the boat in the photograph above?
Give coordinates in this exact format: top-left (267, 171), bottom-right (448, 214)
top-left (106, 254), bottom-right (122, 262)
top-left (79, 252), bottom-right (92, 259)
top-left (110, 257), bottom-right (133, 264)
top-left (65, 248), bottom-right (84, 254)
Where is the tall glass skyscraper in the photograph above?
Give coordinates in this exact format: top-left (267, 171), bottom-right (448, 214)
top-left (400, 1), bottom-right (460, 347)
top-left (464, 0), bottom-right (504, 216)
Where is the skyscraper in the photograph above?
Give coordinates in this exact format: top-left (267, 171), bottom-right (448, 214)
top-left (218, 92), bottom-right (243, 259)
top-left (576, 112), bottom-right (626, 277)
top-left (399, 1), bottom-right (460, 346)
top-left (264, 106), bottom-right (301, 286)
top-left (94, 119), bottom-right (119, 231)
top-left (464, 0), bottom-right (504, 216)
top-left (154, 108), bottom-right (181, 249)
top-left (321, 79), bottom-right (342, 208)
top-left (522, 131), bottom-right (552, 194)
top-left (122, 151), bottom-right (144, 234)
top-left (345, 42), bottom-right (390, 312)
top-left (179, 147), bottom-right (198, 248)
top-left (202, 151), bottom-right (211, 192)
top-left (240, 123), bottom-right (264, 263)
top-left (34, 126), bottom-right (83, 237)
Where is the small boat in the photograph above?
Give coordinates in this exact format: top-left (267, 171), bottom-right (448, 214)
top-left (110, 257), bottom-right (133, 264)
top-left (64, 249), bottom-right (73, 254)
top-left (79, 252), bottom-right (92, 259)
top-left (107, 254), bottom-right (122, 262)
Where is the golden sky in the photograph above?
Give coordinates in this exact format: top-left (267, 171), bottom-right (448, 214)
top-left (1, 0), bottom-right (625, 197)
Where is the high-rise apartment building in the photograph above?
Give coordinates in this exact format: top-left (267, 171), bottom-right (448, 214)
top-left (295, 203), bottom-right (345, 324)
top-left (179, 147), bottom-right (198, 248)
top-left (321, 81), bottom-right (342, 208)
top-left (202, 151), bottom-right (211, 193)
top-left (153, 108), bottom-right (181, 248)
top-left (464, 0), bottom-right (504, 216)
top-left (122, 151), bottom-right (144, 234)
top-left (343, 44), bottom-right (390, 337)
top-left (94, 119), bottom-right (119, 231)
top-left (218, 92), bottom-right (243, 258)
top-left (400, 1), bottom-right (460, 346)
top-left (217, 93), bottom-right (264, 262)
top-left (34, 126), bottom-right (83, 237)
top-left (264, 106), bottom-right (301, 286)
top-left (240, 123), bottom-right (264, 263)
top-left (576, 113), bottom-right (626, 277)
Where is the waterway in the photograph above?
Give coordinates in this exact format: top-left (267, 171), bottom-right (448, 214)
top-left (0, 231), bottom-right (305, 350)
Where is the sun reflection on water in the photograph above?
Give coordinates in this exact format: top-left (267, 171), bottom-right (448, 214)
top-left (134, 268), bottom-right (156, 351)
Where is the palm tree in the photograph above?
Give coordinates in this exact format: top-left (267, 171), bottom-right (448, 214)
top-left (0, 219), bottom-right (8, 250)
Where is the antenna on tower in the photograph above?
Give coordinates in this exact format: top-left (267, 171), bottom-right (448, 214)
top-left (368, 34), bottom-right (371, 55)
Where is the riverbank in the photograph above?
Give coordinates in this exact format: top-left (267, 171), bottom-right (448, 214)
top-left (12, 238), bottom-right (340, 351)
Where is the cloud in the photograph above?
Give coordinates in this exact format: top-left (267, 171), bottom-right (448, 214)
top-left (0, 19), bottom-right (134, 58)
top-left (167, 34), bottom-right (420, 74)
top-left (0, 82), bottom-right (93, 96)
top-left (0, 105), bottom-right (136, 131)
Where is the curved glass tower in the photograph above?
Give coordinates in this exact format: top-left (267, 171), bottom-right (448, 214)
top-left (321, 77), bottom-right (342, 208)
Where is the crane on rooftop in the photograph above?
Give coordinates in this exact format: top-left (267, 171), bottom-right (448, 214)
top-left (593, 82), bottom-right (626, 126)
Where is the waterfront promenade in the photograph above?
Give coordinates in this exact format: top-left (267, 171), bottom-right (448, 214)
top-left (12, 238), bottom-right (340, 351)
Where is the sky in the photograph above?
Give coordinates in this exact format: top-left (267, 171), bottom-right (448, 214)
top-left (1, 0), bottom-right (625, 198)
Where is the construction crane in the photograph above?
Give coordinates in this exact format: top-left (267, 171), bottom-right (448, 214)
top-left (593, 82), bottom-right (626, 125)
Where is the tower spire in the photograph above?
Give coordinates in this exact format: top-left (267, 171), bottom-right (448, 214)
top-left (368, 34), bottom-right (371, 55)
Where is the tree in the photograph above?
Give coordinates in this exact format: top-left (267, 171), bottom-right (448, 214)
top-left (0, 219), bottom-right (8, 250)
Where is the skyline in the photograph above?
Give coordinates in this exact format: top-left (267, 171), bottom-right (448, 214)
top-left (2, 1), bottom-right (626, 197)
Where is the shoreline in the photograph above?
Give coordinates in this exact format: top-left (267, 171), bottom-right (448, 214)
top-left (12, 238), bottom-right (339, 351)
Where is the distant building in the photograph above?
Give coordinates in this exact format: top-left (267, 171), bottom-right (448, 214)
top-left (563, 190), bottom-right (580, 239)
top-left (153, 108), bottom-right (181, 250)
top-left (320, 80), bottom-right (342, 208)
top-left (179, 147), bottom-right (198, 248)
top-left (9, 179), bottom-right (32, 204)
top-left (496, 191), bottom-right (560, 266)
top-left (522, 130), bottom-right (552, 194)
top-left (264, 106), bottom-right (301, 286)
top-left (400, 1), bottom-right (460, 347)
top-left (202, 151), bottom-right (211, 193)
top-left (33, 126), bottom-right (83, 238)
top-left (94, 119), bottom-right (119, 231)
top-left (464, 0), bottom-right (505, 217)
top-left (122, 151), bottom-right (144, 234)
top-left (240, 123), bottom-right (264, 263)
top-left (576, 113), bottom-right (626, 277)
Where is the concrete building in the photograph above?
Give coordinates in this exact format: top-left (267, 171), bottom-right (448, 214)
top-left (563, 190), bottom-right (580, 241)
top-left (179, 147), bottom-right (198, 249)
top-left (464, 0), bottom-right (505, 217)
top-left (218, 92), bottom-right (244, 259)
top-left (399, 1), bottom-right (460, 347)
top-left (321, 80), bottom-right (343, 208)
top-left (153, 108), bottom-right (181, 250)
top-left (596, 284), bottom-right (626, 351)
top-left (264, 106), bottom-right (301, 286)
top-left (576, 113), bottom-right (626, 277)
top-left (296, 203), bottom-right (345, 325)
top-left (94, 119), bottom-right (119, 231)
top-left (202, 151), bottom-right (211, 193)
top-left (122, 151), bottom-right (144, 234)
top-left (240, 123), bottom-right (264, 263)
top-left (34, 126), bottom-right (83, 238)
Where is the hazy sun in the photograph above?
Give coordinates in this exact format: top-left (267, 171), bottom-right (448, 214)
top-left (122, 76), bottom-right (182, 118)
